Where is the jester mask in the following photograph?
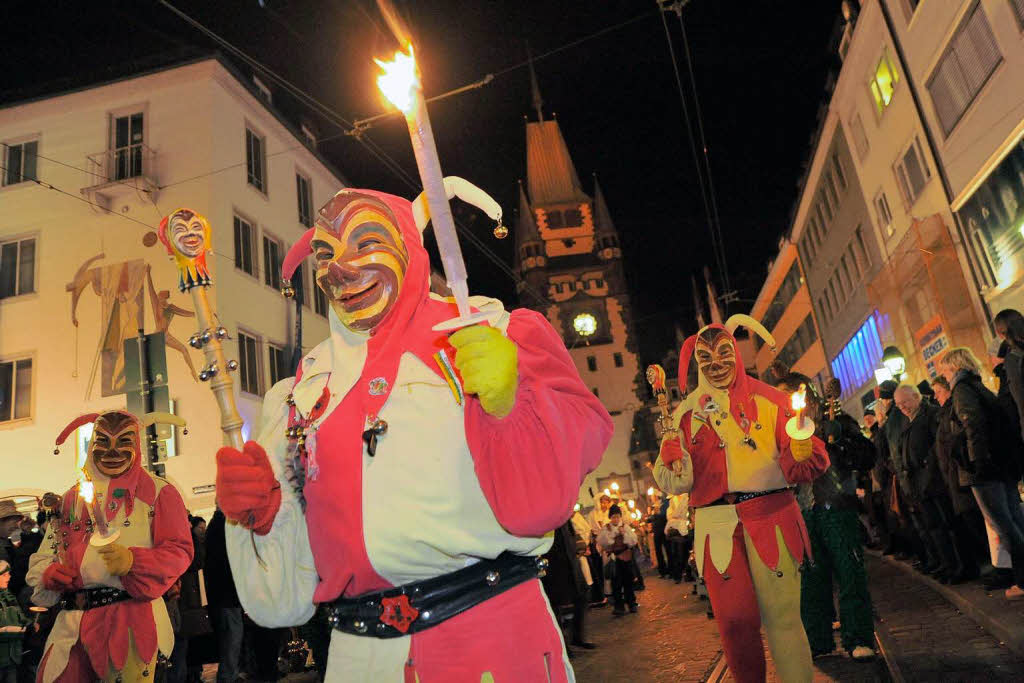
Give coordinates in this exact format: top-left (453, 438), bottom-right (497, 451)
top-left (89, 411), bottom-right (141, 478)
top-left (158, 208), bottom-right (212, 292)
top-left (312, 194), bottom-right (410, 332)
top-left (695, 327), bottom-right (737, 390)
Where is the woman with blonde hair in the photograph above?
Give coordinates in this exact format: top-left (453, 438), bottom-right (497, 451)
top-left (939, 346), bottom-right (1024, 600)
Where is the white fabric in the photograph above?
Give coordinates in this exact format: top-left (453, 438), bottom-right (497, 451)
top-left (694, 504), bottom-right (740, 577)
top-left (586, 508), bottom-right (609, 537)
top-left (666, 494), bottom-right (690, 535)
top-left (225, 378), bottom-right (318, 628)
top-left (569, 512), bottom-right (590, 543)
top-left (596, 521), bottom-right (637, 551)
top-left (653, 447), bottom-right (694, 496)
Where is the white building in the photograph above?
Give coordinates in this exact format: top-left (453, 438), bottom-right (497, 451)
top-left (0, 55), bottom-right (348, 513)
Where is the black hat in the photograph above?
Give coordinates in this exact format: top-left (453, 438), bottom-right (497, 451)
top-left (916, 380), bottom-right (934, 397)
top-left (608, 504), bottom-right (622, 517)
top-left (878, 380), bottom-right (899, 399)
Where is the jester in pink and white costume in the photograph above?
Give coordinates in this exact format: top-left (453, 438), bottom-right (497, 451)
top-left (216, 180), bottom-right (613, 682)
top-left (27, 410), bottom-right (193, 682)
top-left (654, 319), bottom-right (829, 683)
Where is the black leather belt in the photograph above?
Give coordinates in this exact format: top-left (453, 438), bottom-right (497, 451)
top-left (327, 552), bottom-right (548, 638)
top-left (60, 586), bottom-right (133, 611)
top-left (705, 487), bottom-right (790, 507)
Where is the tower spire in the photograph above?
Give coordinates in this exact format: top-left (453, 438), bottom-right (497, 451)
top-left (528, 45), bottom-right (543, 122)
top-left (592, 173), bottom-right (618, 236)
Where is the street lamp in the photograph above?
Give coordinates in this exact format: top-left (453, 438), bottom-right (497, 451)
top-left (882, 346), bottom-right (907, 379)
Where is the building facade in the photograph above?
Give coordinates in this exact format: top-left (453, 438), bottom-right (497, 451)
top-left (0, 56), bottom-right (347, 512)
top-left (515, 84), bottom-right (643, 507)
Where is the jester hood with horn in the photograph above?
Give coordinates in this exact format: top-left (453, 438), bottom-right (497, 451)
top-left (26, 410), bottom-right (193, 683)
top-left (654, 316), bottom-right (829, 683)
top-left (216, 181), bottom-right (612, 682)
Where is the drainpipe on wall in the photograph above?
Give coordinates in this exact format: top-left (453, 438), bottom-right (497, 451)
top-left (876, 0), bottom-right (993, 330)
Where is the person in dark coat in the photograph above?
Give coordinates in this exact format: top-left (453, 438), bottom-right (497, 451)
top-left (894, 385), bottom-right (967, 582)
top-left (995, 308), bottom-right (1024, 443)
top-left (541, 519), bottom-right (596, 658)
top-left (875, 381), bottom-right (915, 559)
top-left (931, 376), bottom-right (986, 582)
top-left (940, 347), bottom-right (1024, 600)
top-left (168, 517), bottom-right (207, 683)
top-left (649, 497), bottom-right (670, 578)
top-left (205, 510), bottom-right (243, 683)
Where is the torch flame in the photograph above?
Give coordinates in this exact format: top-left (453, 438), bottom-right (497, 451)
top-left (791, 383), bottom-right (807, 412)
top-left (80, 479), bottom-right (94, 505)
top-left (375, 44), bottom-right (419, 114)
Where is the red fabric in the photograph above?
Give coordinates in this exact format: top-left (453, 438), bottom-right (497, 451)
top-left (41, 563), bottom-right (78, 592)
top-left (406, 579), bottom-right (569, 682)
top-left (677, 419), bottom-right (730, 508)
top-left (463, 309), bottom-right (613, 537)
top-left (216, 442), bottom-right (282, 534)
top-left (120, 483), bottom-right (193, 600)
top-left (80, 599), bottom-right (157, 673)
top-left (735, 490), bottom-right (812, 570)
top-left (702, 526), bottom-right (766, 683)
top-left (38, 640), bottom-right (94, 682)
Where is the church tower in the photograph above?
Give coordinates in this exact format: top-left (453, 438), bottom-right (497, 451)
top-left (516, 64), bottom-right (642, 503)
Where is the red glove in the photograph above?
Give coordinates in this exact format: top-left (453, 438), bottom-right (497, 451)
top-left (659, 437), bottom-right (686, 467)
top-left (42, 563), bottom-right (78, 592)
top-left (216, 441), bottom-right (281, 535)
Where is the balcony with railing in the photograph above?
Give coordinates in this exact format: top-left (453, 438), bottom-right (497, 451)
top-left (81, 143), bottom-right (158, 207)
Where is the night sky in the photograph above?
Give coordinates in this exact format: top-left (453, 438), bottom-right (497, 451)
top-left (2, 0), bottom-right (841, 364)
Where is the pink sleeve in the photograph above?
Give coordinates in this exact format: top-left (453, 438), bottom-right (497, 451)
top-left (121, 484), bottom-right (194, 600)
top-left (773, 405), bottom-right (830, 484)
top-left (464, 309), bottom-right (613, 537)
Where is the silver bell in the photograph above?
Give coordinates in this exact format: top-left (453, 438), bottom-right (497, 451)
top-left (215, 326), bottom-right (229, 340)
top-left (188, 334), bottom-right (202, 349)
top-left (282, 279), bottom-right (295, 298)
top-left (199, 369), bottom-right (210, 382)
top-left (353, 620), bottom-right (367, 634)
top-left (207, 363), bottom-right (219, 376)
top-left (227, 359), bottom-right (239, 371)
top-left (485, 570), bottom-right (500, 586)
top-left (201, 330), bottom-right (212, 344)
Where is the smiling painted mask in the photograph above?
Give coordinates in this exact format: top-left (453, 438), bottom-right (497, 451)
top-left (158, 208), bottom-right (213, 291)
top-left (90, 411), bottom-right (140, 478)
top-left (695, 329), bottom-right (737, 390)
top-left (312, 195), bottom-right (410, 332)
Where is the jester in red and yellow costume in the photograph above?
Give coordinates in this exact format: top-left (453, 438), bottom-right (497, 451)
top-left (27, 410), bottom-right (193, 682)
top-left (215, 179), bottom-right (612, 682)
top-left (654, 318), bottom-right (829, 683)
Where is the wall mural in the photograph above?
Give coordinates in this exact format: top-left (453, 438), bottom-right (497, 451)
top-left (66, 253), bottom-right (197, 398)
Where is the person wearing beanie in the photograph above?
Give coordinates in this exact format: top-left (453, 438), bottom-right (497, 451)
top-left (0, 559), bottom-right (32, 682)
top-left (597, 505), bottom-right (638, 616)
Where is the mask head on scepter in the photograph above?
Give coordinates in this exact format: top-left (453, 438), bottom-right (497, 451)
top-left (158, 208), bottom-right (212, 292)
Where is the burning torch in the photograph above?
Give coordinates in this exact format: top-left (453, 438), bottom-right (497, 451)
top-left (80, 479), bottom-right (120, 547)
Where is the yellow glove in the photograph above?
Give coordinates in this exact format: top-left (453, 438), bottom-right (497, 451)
top-left (791, 438), bottom-right (814, 462)
top-left (97, 543), bottom-right (134, 576)
top-left (449, 325), bottom-right (519, 419)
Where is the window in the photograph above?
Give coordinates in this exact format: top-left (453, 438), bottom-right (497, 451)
top-left (614, 352), bottom-right (624, 368)
top-left (819, 295), bottom-right (831, 324)
top-left (296, 174), bottom-right (313, 227)
top-left (0, 357), bottom-right (32, 422)
top-left (3, 140), bottom-right (37, 186)
top-left (246, 127), bottom-right (266, 192)
top-left (587, 356), bottom-right (597, 372)
top-left (816, 202), bottom-right (829, 231)
top-left (263, 235), bottom-right (282, 290)
top-left (268, 344), bottom-right (291, 386)
top-left (0, 237), bottom-right (35, 299)
top-left (301, 124), bottom-right (317, 147)
top-left (832, 153), bottom-right (847, 190)
top-left (546, 211), bottom-right (564, 229)
top-left (927, 3), bottom-right (1002, 135)
top-left (1013, 0), bottom-right (1024, 28)
top-left (855, 225), bottom-right (872, 270)
top-left (777, 315), bottom-right (818, 369)
top-left (894, 137), bottom-right (932, 205)
top-left (823, 170), bottom-right (839, 209)
top-left (902, 0), bottom-right (921, 20)
top-left (112, 113), bottom-right (144, 180)
top-left (874, 191), bottom-right (894, 235)
top-left (870, 49), bottom-right (900, 117)
top-left (234, 216), bottom-right (257, 277)
top-left (238, 331), bottom-right (262, 395)
top-left (969, 225), bottom-right (998, 288)
top-left (564, 209), bottom-right (583, 227)
top-left (840, 253), bottom-right (853, 289)
top-left (850, 113), bottom-right (870, 160)
top-left (820, 193), bottom-right (833, 223)
top-left (313, 280), bottom-right (329, 317)
top-left (847, 242), bottom-right (863, 280)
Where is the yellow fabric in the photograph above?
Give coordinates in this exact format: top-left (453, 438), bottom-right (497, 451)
top-left (449, 325), bottom-right (518, 418)
top-left (743, 526), bottom-right (813, 683)
top-left (790, 437), bottom-right (813, 462)
top-left (97, 543), bottom-right (133, 577)
top-left (102, 634), bottom-right (157, 682)
top-left (693, 504), bottom-right (740, 577)
top-left (687, 394), bottom-right (786, 493)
